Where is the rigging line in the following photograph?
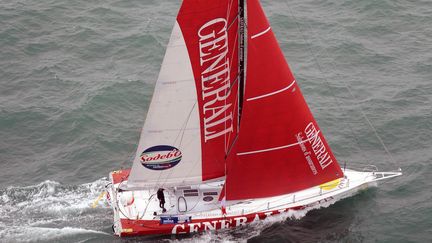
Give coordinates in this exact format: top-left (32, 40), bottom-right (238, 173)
top-left (157, 102), bottom-right (198, 189)
top-left (226, 0), bottom-right (235, 24)
top-left (226, 0), bottom-right (239, 37)
top-left (229, 76), bottom-right (240, 91)
top-left (287, 9), bottom-right (398, 170)
top-left (173, 101), bottom-right (197, 146)
top-left (284, 1), bottom-right (373, 166)
top-left (227, 13), bottom-right (239, 31)
top-left (314, 40), bottom-right (399, 167)
top-left (178, 102), bottom-right (197, 146)
top-left (286, 3), bottom-right (398, 168)
top-left (222, 1), bottom-right (237, 155)
top-left (155, 91), bottom-right (197, 187)
top-left (224, 27), bottom-right (240, 153)
top-left (225, 90), bottom-right (240, 155)
top-left (178, 108), bottom-right (216, 188)
top-left (226, 134), bottom-right (239, 158)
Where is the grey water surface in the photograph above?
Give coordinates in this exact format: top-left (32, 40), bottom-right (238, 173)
top-left (1, 0), bottom-right (431, 242)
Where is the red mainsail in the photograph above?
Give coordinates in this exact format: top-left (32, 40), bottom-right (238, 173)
top-left (225, 0), bottom-right (343, 200)
top-left (177, 0), bottom-right (239, 181)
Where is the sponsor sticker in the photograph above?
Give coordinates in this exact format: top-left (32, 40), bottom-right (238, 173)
top-left (203, 196), bottom-right (214, 202)
top-left (140, 145), bottom-right (182, 170)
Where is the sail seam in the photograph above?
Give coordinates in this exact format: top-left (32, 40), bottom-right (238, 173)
top-left (237, 130), bottom-right (321, 156)
top-left (251, 26), bottom-right (271, 39)
top-left (247, 79), bottom-right (296, 101)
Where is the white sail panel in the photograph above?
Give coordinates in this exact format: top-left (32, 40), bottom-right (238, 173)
top-left (127, 21), bottom-right (202, 189)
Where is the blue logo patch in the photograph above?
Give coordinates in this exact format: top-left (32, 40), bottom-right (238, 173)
top-left (140, 145), bottom-right (182, 170)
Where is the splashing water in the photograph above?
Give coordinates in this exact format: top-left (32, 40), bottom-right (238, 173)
top-left (0, 179), bottom-right (113, 242)
top-left (0, 177), bottom-right (341, 242)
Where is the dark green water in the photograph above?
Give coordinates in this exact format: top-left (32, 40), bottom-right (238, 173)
top-left (1, 0), bottom-right (431, 242)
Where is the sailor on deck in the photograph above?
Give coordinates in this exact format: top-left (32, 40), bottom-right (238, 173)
top-left (157, 188), bottom-right (166, 213)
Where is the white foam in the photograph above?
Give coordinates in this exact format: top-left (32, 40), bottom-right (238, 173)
top-left (168, 230), bottom-right (245, 243)
top-left (1, 226), bottom-right (110, 242)
top-left (0, 178), bottom-right (112, 242)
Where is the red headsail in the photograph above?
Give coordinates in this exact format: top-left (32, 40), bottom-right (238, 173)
top-left (225, 0), bottom-right (343, 200)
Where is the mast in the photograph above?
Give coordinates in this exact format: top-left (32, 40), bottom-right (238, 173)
top-left (224, 0), bottom-right (245, 201)
top-left (238, 0), bottom-right (245, 120)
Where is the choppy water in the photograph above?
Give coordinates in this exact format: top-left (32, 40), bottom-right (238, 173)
top-left (1, 0), bottom-right (431, 242)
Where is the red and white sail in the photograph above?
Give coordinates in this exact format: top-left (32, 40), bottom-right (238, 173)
top-left (127, 0), bottom-right (239, 189)
top-left (224, 0), bottom-right (344, 200)
top-left (178, 0), bottom-right (239, 181)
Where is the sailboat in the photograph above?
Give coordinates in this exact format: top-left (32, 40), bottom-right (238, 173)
top-left (105, 0), bottom-right (401, 237)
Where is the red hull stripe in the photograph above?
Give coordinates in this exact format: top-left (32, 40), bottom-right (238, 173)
top-left (118, 205), bottom-right (311, 237)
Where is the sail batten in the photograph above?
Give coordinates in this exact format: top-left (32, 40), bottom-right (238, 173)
top-left (250, 26), bottom-right (271, 39)
top-left (247, 79), bottom-right (296, 101)
top-left (237, 130), bottom-right (321, 156)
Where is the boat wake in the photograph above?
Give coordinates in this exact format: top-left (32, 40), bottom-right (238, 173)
top-left (0, 177), bottom-right (351, 242)
top-left (1, 226), bottom-right (111, 243)
top-left (0, 178), bottom-right (113, 242)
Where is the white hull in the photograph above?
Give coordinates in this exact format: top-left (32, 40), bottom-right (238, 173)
top-left (106, 168), bottom-right (401, 236)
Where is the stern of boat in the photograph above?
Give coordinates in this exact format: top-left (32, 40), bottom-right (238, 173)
top-left (105, 169), bottom-right (131, 236)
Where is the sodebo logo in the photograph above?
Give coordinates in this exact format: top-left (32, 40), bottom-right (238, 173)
top-left (140, 145), bottom-right (182, 170)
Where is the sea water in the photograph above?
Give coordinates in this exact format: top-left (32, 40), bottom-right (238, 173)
top-left (1, 0), bottom-right (431, 242)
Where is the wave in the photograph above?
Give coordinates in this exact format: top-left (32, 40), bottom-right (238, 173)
top-left (0, 226), bottom-right (111, 243)
top-left (0, 178), bottom-right (112, 242)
